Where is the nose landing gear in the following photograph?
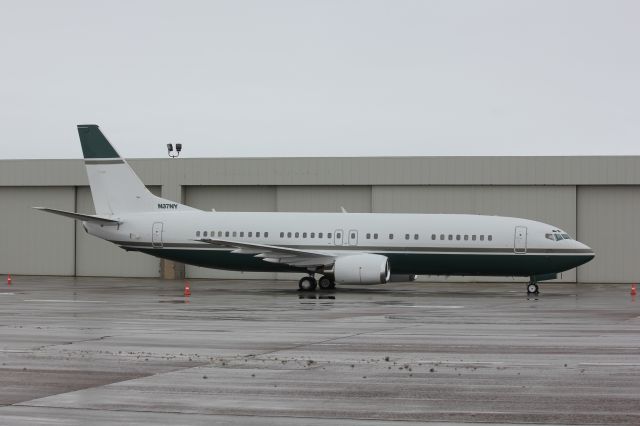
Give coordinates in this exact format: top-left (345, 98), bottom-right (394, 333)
top-left (527, 278), bottom-right (539, 295)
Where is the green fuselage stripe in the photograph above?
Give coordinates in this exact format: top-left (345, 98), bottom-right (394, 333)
top-left (126, 246), bottom-right (593, 276)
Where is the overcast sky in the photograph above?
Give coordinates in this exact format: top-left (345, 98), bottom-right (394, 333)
top-left (1, 0), bottom-right (638, 159)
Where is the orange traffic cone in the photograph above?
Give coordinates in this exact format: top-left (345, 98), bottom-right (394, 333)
top-left (184, 281), bottom-right (191, 297)
top-left (631, 284), bottom-right (637, 296)
top-left (7, 274), bottom-right (11, 286)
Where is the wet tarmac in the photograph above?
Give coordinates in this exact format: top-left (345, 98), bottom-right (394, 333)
top-left (0, 276), bottom-right (638, 425)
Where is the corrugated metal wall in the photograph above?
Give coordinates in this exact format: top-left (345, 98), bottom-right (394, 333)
top-left (1, 156), bottom-right (639, 283)
top-left (276, 186), bottom-right (372, 213)
top-left (0, 187), bottom-right (75, 275)
top-left (577, 186), bottom-right (640, 283)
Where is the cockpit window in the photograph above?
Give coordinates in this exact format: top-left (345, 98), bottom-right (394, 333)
top-left (546, 232), bottom-right (571, 241)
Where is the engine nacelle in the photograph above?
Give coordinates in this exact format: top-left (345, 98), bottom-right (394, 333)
top-left (333, 254), bottom-right (390, 285)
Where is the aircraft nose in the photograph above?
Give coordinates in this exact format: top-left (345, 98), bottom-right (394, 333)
top-left (576, 241), bottom-right (595, 256)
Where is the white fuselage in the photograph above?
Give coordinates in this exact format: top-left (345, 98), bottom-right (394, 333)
top-left (86, 211), bottom-right (594, 277)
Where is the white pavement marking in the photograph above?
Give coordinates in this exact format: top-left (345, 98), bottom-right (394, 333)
top-left (396, 305), bottom-right (464, 309)
top-left (24, 299), bottom-right (106, 303)
top-left (579, 363), bottom-right (640, 366)
top-left (0, 292), bottom-right (15, 295)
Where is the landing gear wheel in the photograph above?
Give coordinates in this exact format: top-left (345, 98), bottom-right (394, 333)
top-left (318, 276), bottom-right (335, 290)
top-left (298, 276), bottom-right (317, 291)
top-left (527, 283), bottom-right (539, 294)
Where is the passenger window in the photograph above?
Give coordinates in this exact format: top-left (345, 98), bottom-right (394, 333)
top-left (327, 233), bottom-right (332, 238)
top-left (405, 234), bottom-right (410, 240)
top-left (464, 235), bottom-right (468, 241)
top-left (414, 234), bottom-right (419, 240)
top-left (366, 233), bottom-right (371, 239)
top-left (225, 231), bottom-right (229, 237)
top-left (264, 232), bottom-right (268, 237)
top-left (319, 232), bottom-right (323, 238)
top-left (448, 235), bottom-right (453, 240)
top-left (303, 232), bottom-right (307, 238)
top-left (248, 232), bottom-right (252, 237)
top-left (440, 234), bottom-right (445, 240)
top-left (211, 231), bottom-right (215, 236)
top-left (374, 233), bottom-right (378, 239)
top-left (311, 232), bottom-right (315, 238)
top-left (480, 235), bottom-right (484, 241)
top-left (196, 231), bottom-right (201, 237)
top-left (203, 231), bottom-right (208, 237)
top-left (431, 234), bottom-right (436, 240)
top-left (389, 233), bottom-right (394, 240)
top-left (295, 232), bottom-right (299, 238)
top-left (239, 232), bottom-right (244, 237)
top-left (280, 232), bottom-right (284, 238)
top-left (472, 235), bottom-right (476, 241)
top-left (287, 232), bottom-right (292, 238)
top-left (488, 235), bottom-right (492, 241)
top-left (336, 232), bottom-right (341, 239)
top-left (351, 232), bottom-right (355, 239)
top-left (456, 235), bottom-right (460, 241)
top-left (232, 231), bottom-right (237, 237)
top-left (218, 231), bottom-right (223, 237)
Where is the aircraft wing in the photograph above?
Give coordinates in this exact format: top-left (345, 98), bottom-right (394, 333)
top-left (33, 207), bottom-right (121, 226)
top-left (197, 238), bottom-right (337, 267)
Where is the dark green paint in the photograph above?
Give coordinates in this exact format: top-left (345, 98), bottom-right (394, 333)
top-left (133, 247), bottom-right (594, 277)
top-left (77, 125), bottom-right (120, 159)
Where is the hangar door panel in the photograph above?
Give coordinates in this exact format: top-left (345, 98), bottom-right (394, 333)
top-left (0, 187), bottom-right (75, 275)
top-left (184, 186), bottom-right (277, 279)
top-left (577, 186), bottom-right (640, 283)
top-left (372, 186), bottom-right (577, 282)
top-left (75, 186), bottom-right (162, 277)
top-left (276, 186), bottom-right (372, 213)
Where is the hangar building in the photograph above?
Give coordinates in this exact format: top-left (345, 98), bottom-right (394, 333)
top-left (1, 156), bottom-right (639, 283)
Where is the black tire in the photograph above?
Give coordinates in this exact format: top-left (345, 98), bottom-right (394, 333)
top-left (298, 276), bottom-right (317, 291)
top-left (527, 283), bottom-right (539, 294)
top-left (318, 276), bottom-right (334, 290)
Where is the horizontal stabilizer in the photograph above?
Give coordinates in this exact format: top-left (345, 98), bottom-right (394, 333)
top-left (33, 207), bottom-right (121, 225)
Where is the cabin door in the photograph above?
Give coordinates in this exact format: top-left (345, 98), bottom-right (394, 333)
top-left (514, 226), bottom-right (527, 254)
top-left (347, 229), bottom-right (358, 246)
top-left (152, 222), bottom-right (164, 248)
top-left (334, 229), bottom-right (344, 246)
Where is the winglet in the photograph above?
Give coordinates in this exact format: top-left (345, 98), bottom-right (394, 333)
top-left (340, 206), bottom-right (348, 213)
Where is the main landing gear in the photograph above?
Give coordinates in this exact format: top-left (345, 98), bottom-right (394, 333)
top-left (527, 277), bottom-right (539, 295)
top-left (298, 274), bottom-right (335, 291)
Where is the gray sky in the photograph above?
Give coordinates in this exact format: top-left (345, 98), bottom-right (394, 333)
top-left (1, 0), bottom-right (639, 159)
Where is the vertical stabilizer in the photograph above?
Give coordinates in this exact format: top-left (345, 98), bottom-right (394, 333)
top-left (78, 125), bottom-right (195, 215)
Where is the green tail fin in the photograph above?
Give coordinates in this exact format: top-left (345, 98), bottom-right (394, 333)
top-left (77, 124), bottom-right (120, 159)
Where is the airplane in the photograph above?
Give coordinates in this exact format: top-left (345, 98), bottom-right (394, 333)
top-left (35, 125), bottom-right (595, 295)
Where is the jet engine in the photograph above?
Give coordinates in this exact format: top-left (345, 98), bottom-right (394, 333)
top-left (332, 254), bottom-right (390, 284)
